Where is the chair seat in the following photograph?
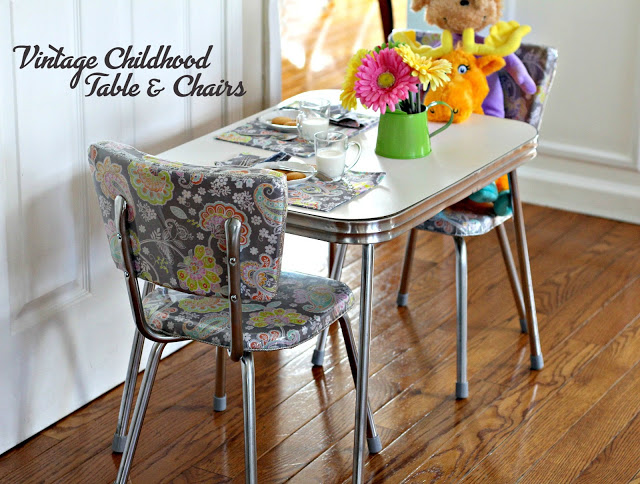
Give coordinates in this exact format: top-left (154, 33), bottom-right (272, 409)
top-left (417, 201), bottom-right (512, 237)
top-left (142, 271), bottom-right (354, 351)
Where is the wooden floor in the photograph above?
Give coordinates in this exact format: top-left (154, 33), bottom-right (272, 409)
top-left (3, 205), bottom-right (640, 482)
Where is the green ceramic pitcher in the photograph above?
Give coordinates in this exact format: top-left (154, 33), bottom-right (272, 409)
top-left (375, 101), bottom-right (454, 159)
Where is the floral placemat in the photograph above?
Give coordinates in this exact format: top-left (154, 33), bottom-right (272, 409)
top-left (215, 105), bottom-right (379, 158)
top-left (217, 153), bottom-right (385, 212)
top-left (287, 171), bottom-right (385, 212)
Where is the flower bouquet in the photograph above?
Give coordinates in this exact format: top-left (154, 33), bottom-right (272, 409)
top-left (341, 43), bottom-right (454, 159)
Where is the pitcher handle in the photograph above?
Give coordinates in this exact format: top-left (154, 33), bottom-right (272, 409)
top-left (426, 101), bottom-right (454, 138)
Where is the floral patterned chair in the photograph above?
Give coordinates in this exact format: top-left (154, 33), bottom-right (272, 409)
top-left (390, 31), bottom-right (558, 399)
top-left (87, 141), bottom-right (381, 483)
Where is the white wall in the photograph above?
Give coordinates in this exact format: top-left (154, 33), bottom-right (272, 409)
top-left (0, 0), bottom-right (270, 454)
top-left (515, 0), bottom-right (640, 224)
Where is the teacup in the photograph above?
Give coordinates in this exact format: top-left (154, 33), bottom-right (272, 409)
top-left (314, 131), bottom-right (361, 181)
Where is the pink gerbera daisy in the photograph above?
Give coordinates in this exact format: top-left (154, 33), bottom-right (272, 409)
top-left (354, 48), bottom-right (419, 114)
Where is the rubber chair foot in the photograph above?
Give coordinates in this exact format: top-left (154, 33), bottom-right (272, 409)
top-left (214, 395), bottom-right (227, 412)
top-left (530, 354), bottom-right (544, 371)
top-left (456, 382), bottom-right (469, 399)
top-left (396, 293), bottom-right (409, 307)
top-left (368, 436), bottom-right (383, 454)
top-left (311, 349), bottom-right (325, 367)
top-left (112, 433), bottom-right (127, 453)
top-left (519, 318), bottom-right (528, 334)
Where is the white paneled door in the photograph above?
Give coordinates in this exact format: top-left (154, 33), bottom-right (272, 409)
top-left (0, 0), bottom-right (253, 454)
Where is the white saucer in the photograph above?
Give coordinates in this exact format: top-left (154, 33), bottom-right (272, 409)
top-left (258, 109), bottom-right (300, 133)
top-left (255, 159), bottom-right (316, 186)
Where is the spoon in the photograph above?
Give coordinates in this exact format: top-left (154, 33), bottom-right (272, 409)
top-left (268, 164), bottom-right (316, 174)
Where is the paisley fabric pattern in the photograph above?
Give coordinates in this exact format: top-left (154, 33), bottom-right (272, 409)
top-left (141, 271), bottom-right (355, 351)
top-left (88, 141), bottom-right (288, 301)
top-left (417, 203), bottom-right (511, 237)
top-left (500, 44), bottom-right (558, 130)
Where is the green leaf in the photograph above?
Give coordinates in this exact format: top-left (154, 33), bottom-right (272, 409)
top-left (170, 206), bottom-right (188, 219)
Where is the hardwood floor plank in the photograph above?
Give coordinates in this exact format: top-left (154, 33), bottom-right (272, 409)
top-left (458, 314), bottom-right (640, 483)
top-left (0, 434), bottom-right (59, 481)
top-left (518, 358), bottom-right (640, 483)
top-left (170, 467), bottom-right (232, 483)
top-left (364, 339), bottom-right (596, 484)
top-left (571, 407), bottom-right (640, 484)
top-left (475, 221), bottom-right (640, 386)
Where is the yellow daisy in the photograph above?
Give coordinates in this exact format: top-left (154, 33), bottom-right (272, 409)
top-left (340, 48), bottom-right (369, 110)
top-left (395, 45), bottom-right (452, 91)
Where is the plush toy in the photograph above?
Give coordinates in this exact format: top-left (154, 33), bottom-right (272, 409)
top-left (408, 0), bottom-right (536, 118)
top-left (423, 48), bottom-right (505, 123)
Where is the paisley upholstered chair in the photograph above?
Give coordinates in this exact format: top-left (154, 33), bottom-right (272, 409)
top-left (392, 32), bottom-right (558, 398)
top-left (88, 142), bottom-right (381, 483)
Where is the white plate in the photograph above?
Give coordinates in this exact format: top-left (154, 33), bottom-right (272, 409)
top-left (255, 160), bottom-right (316, 186)
top-left (258, 109), bottom-right (300, 132)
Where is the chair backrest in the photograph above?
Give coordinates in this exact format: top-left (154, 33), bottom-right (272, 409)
top-left (87, 141), bottom-right (288, 302)
top-left (389, 30), bottom-right (558, 129)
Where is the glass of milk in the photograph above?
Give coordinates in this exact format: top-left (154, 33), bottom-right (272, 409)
top-left (314, 131), bottom-right (362, 181)
top-left (297, 99), bottom-right (330, 142)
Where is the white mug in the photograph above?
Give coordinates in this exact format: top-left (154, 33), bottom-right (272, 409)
top-left (314, 131), bottom-right (361, 181)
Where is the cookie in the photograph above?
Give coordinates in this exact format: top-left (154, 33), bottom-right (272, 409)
top-left (273, 169), bottom-right (306, 181)
top-left (286, 171), bottom-right (306, 181)
top-left (271, 116), bottom-right (296, 126)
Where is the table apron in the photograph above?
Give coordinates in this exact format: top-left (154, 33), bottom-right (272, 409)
top-left (285, 141), bottom-right (537, 245)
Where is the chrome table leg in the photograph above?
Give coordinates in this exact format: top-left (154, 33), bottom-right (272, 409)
top-left (241, 352), bottom-right (257, 484)
top-left (509, 171), bottom-right (544, 370)
top-left (353, 244), bottom-right (374, 483)
top-left (338, 316), bottom-right (382, 454)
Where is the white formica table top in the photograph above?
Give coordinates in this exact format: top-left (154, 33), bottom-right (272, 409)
top-left (160, 90), bottom-right (538, 244)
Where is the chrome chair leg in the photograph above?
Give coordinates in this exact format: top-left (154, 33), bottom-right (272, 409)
top-left (213, 346), bottom-right (227, 411)
top-left (495, 223), bottom-right (528, 333)
top-left (454, 236), bottom-right (469, 399)
top-left (241, 352), bottom-right (258, 484)
top-left (312, 329), bottom-right (329, 367)
top-left (115, 341), bottom-right (166, 484)
top-left (112, 329), bottom-right (145, 453)
top-left (509, 171), bottom-right (544, 370)
top-left (397, 228), bottom-right (419, 307)
top-left (338, 316), bottom-right (382, 454)
top-left (312, 244), bottom-right (348, 367)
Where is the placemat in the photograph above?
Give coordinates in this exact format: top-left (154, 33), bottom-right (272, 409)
top-left (215, 105), bottom-right (379, 158)
top-left (218, 153), bottom-right (385, 212)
